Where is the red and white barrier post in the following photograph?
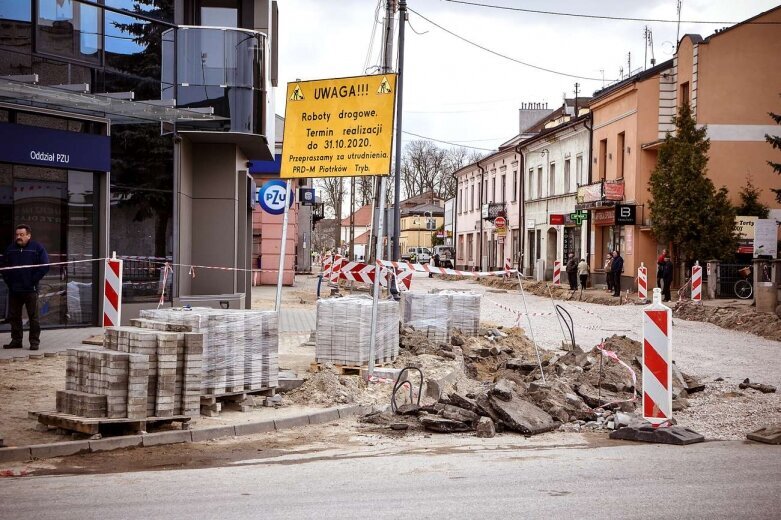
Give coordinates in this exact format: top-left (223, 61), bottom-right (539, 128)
top-left (642, 287), bottom-right (672, 426)
top-left (330, 255), bottom-right (343, 284)
top-left (691, 261), bottom-right (702, 303)
top-left (638, 262), bottom-right (648, 302)
top-left (322, 255), bottom-right (333, 280)
top-left (103, 253), bottom-right (123, 327)
top-left (552, 260), bottom-right (562, 286)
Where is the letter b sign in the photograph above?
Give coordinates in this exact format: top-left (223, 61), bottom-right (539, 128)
top-left (614, 204), bottom-right (636, 225)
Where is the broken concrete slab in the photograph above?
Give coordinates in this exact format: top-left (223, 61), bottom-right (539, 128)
top-left (419, 415), bottom-right (472, 433)
top-left (476, 417), bottom-right (496, 438)
top-left (609, 424), bottom-right (705, 445)
top-left (443, 393), bottom-right (480, 414)
top-left (395, 404), bottom-right (422, 416)
top-left (488, 395), bottom-right (558, 435)
top-left (746, 425), bottom-right (781, 445)
top-left (491, 379), bottom-right (515, 401)
top-left (739, 379), bottom-right (776, 394)
top-left (441, 404), bottom-right (480, 425)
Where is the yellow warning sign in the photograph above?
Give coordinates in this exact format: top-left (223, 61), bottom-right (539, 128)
top-left (280, 74), bottom-right (397, 179)
top-left (290, 84), bottom-right (304, 101)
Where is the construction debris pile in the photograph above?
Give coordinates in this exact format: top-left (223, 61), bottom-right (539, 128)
top-left (375, 329), bottom-right (706, 436)
top-left (315, 296), bottom-right (399, 365)
top-left (141, 307), bottom-right (279, 393)
top-left (673, 301), bottom-right (781, 342)
top-left (401, 291), bottom-right (481, 343)
top-left (57, 323), bottom-right (204, 421)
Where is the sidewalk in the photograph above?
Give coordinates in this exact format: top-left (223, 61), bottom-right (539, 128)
top-left (0, 276), bottom-right (320, 361)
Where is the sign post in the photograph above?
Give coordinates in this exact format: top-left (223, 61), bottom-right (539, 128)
top-left (274, 180), bottom-right (292, 312)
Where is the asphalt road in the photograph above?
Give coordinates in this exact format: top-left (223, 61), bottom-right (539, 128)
top-left (1, 437), bottom-right (779, 519)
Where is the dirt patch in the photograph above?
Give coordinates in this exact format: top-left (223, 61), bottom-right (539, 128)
top-left (475, 277), bottom-right (633, 306)
top-left (673, 301), bottom-right (781, 342)
top-left (0, 357), bottom-right (70, 446)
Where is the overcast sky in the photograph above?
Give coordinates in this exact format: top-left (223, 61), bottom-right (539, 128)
top-left (275, 0), bottom-right (779, 153)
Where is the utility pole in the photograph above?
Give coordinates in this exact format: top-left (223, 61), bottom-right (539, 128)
top-left (392, 0), bottom-right (407, 261)
top-left (676, 0), bottom-right (683, 50)
top-left (349, 176), bottom-right (355, 260)
top-left (573, 82), bottom-right (580, 117)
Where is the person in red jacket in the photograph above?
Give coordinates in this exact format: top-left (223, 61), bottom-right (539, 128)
top-left (656, 248), bottom-right (668, 288)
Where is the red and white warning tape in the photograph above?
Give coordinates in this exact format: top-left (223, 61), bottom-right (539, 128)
top-left (594, 340), bottom-right (638, 407)
top-left (376, 259), bottom-right (517, 278)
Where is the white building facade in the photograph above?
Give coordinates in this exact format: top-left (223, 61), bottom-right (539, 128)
top-left (520, 116), bottom-right (591, 279)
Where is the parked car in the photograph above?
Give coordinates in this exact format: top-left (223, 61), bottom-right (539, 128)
top-left (401, 247), bottom-right (432, 263)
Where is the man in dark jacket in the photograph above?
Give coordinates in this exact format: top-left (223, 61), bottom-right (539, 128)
top-left (2, 225), bottom-right (49, 350)
top-left (661, 255), bottom-right (674, 302)
top-left (611, 250), bottom-right (624, 297)
top-left (565, 253), bottom-right (578, 290)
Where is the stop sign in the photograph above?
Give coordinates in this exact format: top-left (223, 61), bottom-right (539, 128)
top-left (494, 216), bottom-right (506, 229)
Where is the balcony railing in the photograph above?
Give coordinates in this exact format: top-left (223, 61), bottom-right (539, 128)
top-left (481, 202), bottom-right (506, 221)
top-left (162, 26), bottom-right (268, 136)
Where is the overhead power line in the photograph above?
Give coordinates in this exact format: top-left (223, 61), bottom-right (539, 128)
top-left (402, 130), bottom-right (497, 151)
top-left (442, 0), bottom-right (780, 24)
top-left (407, 7), bottom-right (616, 82)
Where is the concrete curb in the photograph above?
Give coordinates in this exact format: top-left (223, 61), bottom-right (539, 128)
top-left (0, 404), bottom-right (383, 464)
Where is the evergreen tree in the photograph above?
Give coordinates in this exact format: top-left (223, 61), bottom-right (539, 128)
top-left (736, 177), bottom-right (769, 218)
top-left (766, 98), bottom-right (781, 203)
top-left (649, 103), bottom-right (738, 263)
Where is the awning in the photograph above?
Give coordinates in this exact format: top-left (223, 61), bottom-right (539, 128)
top-left (0, 77), bottom-right (226, 125)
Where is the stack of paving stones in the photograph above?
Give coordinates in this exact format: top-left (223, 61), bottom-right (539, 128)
top-left (315, 296), bottom-right (400, 366)
top-left (140, 307), bottom-right (279, 395)
top-left (401, 291), bottom-right (481, 343)
top-left (105, 324), bottom-right (203, 417)
top-left (59, 348), bottom-right (149, 419)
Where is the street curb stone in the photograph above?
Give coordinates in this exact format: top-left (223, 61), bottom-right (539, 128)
top-left (191, 425), bottom-right (238, 442)
top-left (234, 420), bottom-right (275, 436)
top-left (0, 406), bottom-right (358, 464)
top-left (29, 441), bottom-right (91, 459)
top-left (308, 409), bottom-right (340, 424)
top-left (89, 435), bottom-right (143, 452)
top-left (274, 415), bottom-right (310, 430)
top-left (0, 446), bottom-right (32, 463)
top-left (141, 430), bottom-right (192, 447)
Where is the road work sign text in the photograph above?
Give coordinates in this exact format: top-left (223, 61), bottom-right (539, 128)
top-left (280, 74), bottom-right (397, 178)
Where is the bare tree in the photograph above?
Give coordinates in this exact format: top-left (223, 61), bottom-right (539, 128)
top-left (316, 177), bottom-right (345, 246)
top-left (356, 176), bottom-right (375, 207)
top-left (312, 218), bottom-right (338, 253)
top-left (399, 140), bottom-right (484, 201)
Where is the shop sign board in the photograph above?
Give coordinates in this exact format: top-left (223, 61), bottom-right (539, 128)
top-left (280, 74), bottom-right (397, 178)
top-left (0, 122), bottom-right (110, 172)
top-left (258, 180), bottom-right (294, 215)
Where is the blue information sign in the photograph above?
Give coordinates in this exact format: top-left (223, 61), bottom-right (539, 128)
top-left (258, 180), bottom-right (294, 215)
top-left (0, 122), bottom-right (111, 172)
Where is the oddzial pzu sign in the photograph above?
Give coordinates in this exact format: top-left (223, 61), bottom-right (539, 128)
top-left (280, 74), bottom-right (397, 178)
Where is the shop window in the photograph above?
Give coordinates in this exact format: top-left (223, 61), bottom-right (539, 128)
top-left (0, 0), bottom-right (32, 52)
top-left (36, 0), bottom-right (102, 64)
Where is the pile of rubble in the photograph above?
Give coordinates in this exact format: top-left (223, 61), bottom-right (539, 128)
top-left (375, 328), bottom-right (705, 436)
top-left (673, 301), bottom-right (781, 341)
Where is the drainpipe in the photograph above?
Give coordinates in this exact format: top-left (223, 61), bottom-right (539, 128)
top-left (452, 170), bottom-right (459, 267)
top-left (477, 160), bottom-right (485, 271)
top-left (585, 115), bottom-right (594, 267)
top-left (514, 143), bottom-right (525, 273)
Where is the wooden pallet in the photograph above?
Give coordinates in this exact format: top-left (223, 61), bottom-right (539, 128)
top-left (200, 387), bottom-right (277, 415)
top-left (34, 411), bottom-right (191, 436)
top-left (310, 361), bottom-right (391, 376)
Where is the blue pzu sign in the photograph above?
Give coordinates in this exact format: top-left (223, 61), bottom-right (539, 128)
top-left (258, 180), bottom-right (293, 215)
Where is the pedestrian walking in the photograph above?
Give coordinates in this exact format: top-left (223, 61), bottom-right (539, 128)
top-left (577, 258), bottom-right (589, 290)
top-left (566, 253), bottom-right (578, 290)
top-left (604, 254), bottom-right (613, 292)
top-left (2, 225), bottom-right (49, 350)
top-left (656, 248), bottom-right (668, 288)
top-left (429, 251), bottom-right (440, 278)
top-left (611, 250), bottom-right (624, 297)
top-left (661, 255), bottom-right (674, 302)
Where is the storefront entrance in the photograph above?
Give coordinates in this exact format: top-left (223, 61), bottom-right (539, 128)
top-left (0, 164), bottom-right (98, 328)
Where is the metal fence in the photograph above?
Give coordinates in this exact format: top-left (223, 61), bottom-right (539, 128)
top-left (121, 258), bottom-right (173, 303)
top-left (717, 263), bottom-right (752, 298)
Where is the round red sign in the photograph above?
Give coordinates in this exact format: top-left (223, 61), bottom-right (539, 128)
top-left (494, 216), bottom-right (506, 229)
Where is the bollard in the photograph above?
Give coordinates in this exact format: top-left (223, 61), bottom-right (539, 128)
top-left (638, 262), bottom-right (648, 302)
top-left (103, 253), bottom-right (123, 327)
top-left (642, 288), bottom-right (672, 426)
top-left (691, 261), bottom-right (702, 303)
top-left (552, 260), bottom-right (561, 286)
